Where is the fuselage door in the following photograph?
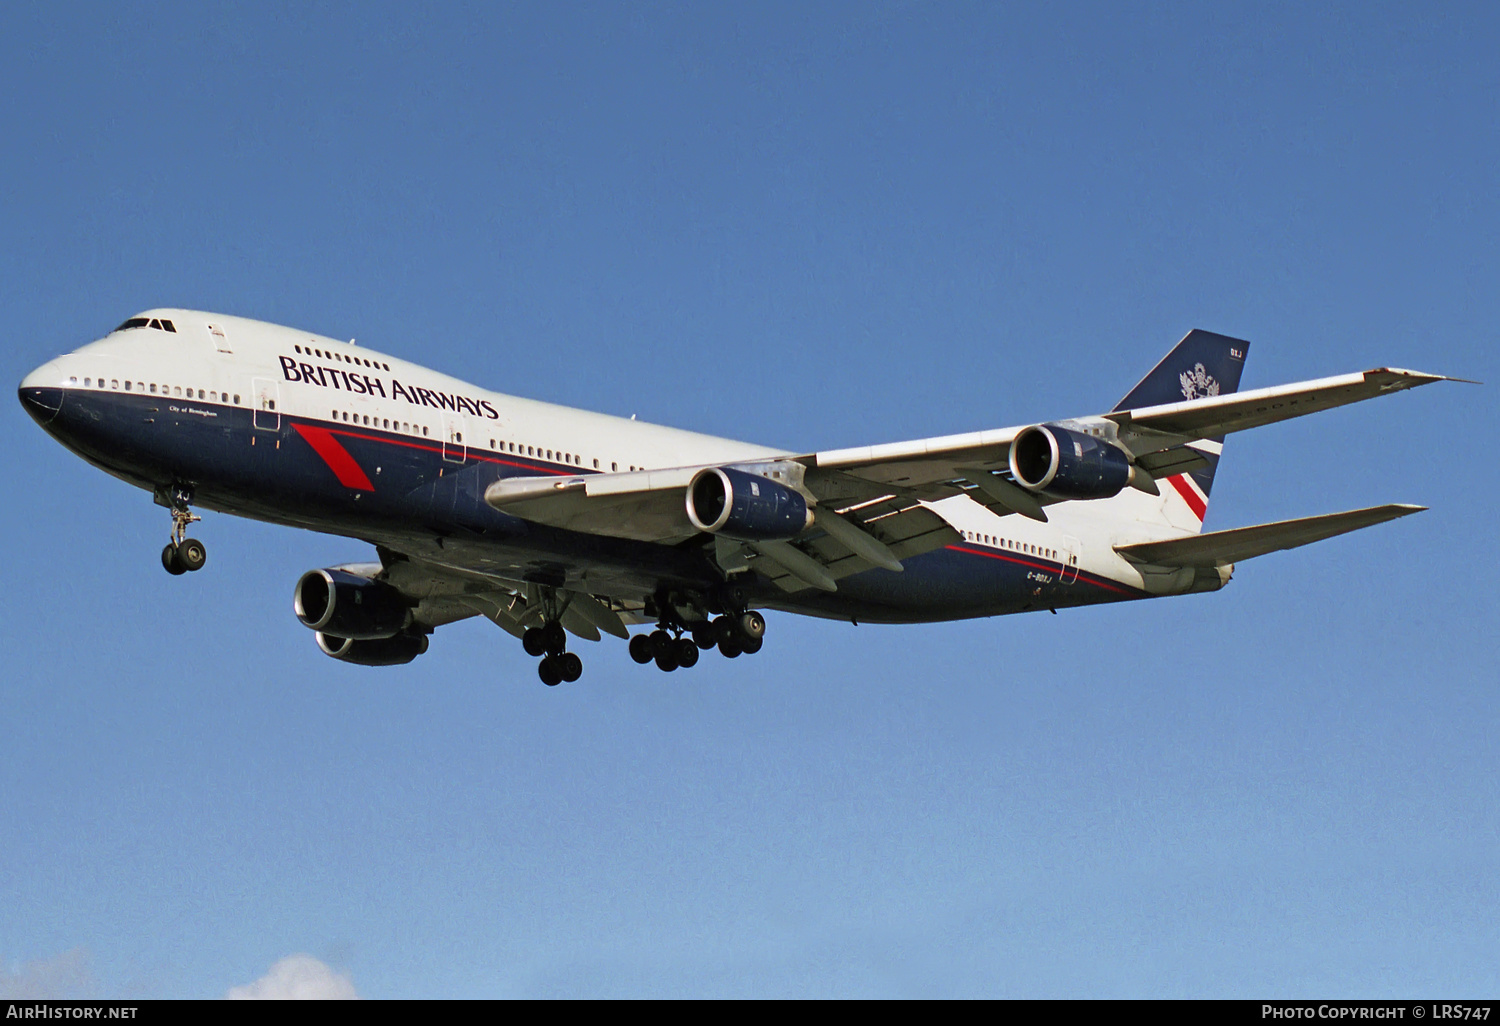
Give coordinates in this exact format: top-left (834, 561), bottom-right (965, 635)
top-left (443, 413), bottom-right (467, 463)
top-left (207, 322), bottom-right (232, 353)
top-left (1061, 535), bottom-right (1081, 584)
top-left (253, 377), bottom-right (280, 431)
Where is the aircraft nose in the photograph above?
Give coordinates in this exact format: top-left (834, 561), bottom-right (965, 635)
top-left (18, 359), bottom-right (69, 426)
top-left (19, 385), bottom-right (64, 424)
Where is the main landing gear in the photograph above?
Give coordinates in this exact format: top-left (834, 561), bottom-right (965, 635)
top-left (522, 620), bottom-right (583, 686)
top-left (159, 486), bottom-right (206, 576)
top-left (629, 611), bottom-right (765, 673)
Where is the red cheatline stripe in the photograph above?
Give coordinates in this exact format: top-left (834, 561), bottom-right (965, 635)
top-left (946, 545), bottom-right (1138, 596)
top-left (315, 423), bottom-right (580, 476)
top-left (292, 423), bottom-right (375, 491)
top-left (1166, 474), bottom-right (1206, 520)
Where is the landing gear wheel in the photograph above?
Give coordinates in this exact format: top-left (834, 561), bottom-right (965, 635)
top-left (675, 638), bottom-right (699, 668)
top-left (522, 627), bottom-right (548, 657)
top-left (739, 636), bottom-right (763, 655)
top-left (177, 537), bottom-right (207, 572)
top-left (654, 645), bottom-right (680, 672)
top-left (558, 652), bottom-right (583, 683)
top-left (718, 636), bottom-right (742, 659)
top-left (692, 625), bottom-right (717, 650)
top-left (629, 634), bottom-right (655, 664)
top-left (737, 611), bottom-right (766, 642)
top-left (538, 656), bottom-right (563, 686)
top-left (161, 543), bottom-right (186, 576)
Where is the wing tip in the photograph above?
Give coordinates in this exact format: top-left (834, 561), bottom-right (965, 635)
top-left (1369, 368), bottom-right (1482, 386)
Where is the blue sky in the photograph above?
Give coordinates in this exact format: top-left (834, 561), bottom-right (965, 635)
top-left (2, 2), bottom-right (1496, 998)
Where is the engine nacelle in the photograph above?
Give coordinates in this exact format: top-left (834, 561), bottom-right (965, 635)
top-left (316, 631), bottom-right (430, 666)
top-left (686, 466), bottom-right (813, 540)
top-left (294, 568), bottom-right (412, 640)
top-left (1009, 424), bottom-right (1133, 500)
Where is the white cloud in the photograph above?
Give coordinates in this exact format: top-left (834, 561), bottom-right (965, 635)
top-left (1, 948), bottom-right (96, 1000)
top-left (226, 955), bottom-right (358, 1000)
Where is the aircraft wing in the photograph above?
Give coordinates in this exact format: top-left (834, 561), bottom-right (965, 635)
top-left (483, 465), bottom-right (962, 590)
top-left (1113, 503), bottom-right (1426, 567)
top-left (805, 367), bottom-right (1463, 500)
top-left (478, 364), bottom-right (1458, 591)
top-left (1104, 368), bottom-right (1464, 452)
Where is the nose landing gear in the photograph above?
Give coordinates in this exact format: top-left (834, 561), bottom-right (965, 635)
top-left (159, 487), bottom-right (206, 575)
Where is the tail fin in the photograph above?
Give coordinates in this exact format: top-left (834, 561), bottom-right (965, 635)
top-left (1113, 329), bottom-right (1250, 412)
top-left (1114, 329), bottom-right (1251, 527)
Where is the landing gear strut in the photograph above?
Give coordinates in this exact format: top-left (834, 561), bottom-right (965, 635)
top-left (159, 485), bottom-right (206, 575)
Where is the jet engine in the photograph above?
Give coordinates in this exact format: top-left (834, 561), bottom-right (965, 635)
top-left (316, 631), bottom-right (430, 666)
top-left (293, 568), bottom-right (412, 640)
top-left (686, 466), bottom-right (813, 540)
top-left (1009, 424), bottom-right (1134, 500)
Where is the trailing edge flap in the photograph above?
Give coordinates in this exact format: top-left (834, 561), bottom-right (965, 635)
top-left (1114, 504), bottom-right (1426, 568)
top-left (752, 500), bottom-right (961, 592)
top-left (1134, 446), bottom-right (1211, 478)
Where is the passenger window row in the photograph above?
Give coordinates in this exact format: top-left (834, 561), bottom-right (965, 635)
top-left (332, 409), bottom-right (428, 437)
top-left (72, 368), bottom-right (645, 473)
top-left (483, 437), bottom-right (642, 473)
top-left (964, 531), bottom-right (1070, 563)
top-left (296, 343), bottom-right (389, 373)
top-left (72, 375), bottom-right (239, 404)
top-left (486, 438), bottom-right (582, 465)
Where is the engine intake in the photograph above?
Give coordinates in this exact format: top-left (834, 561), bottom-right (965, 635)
top-left (1009, 424), bottom-right (1133, 500)
top-left (316, 631), bottom-right (430, 666)
top-left (686, 466), bottom-right (812, 540)
top-left (294, 568), bottom-right (412, 640)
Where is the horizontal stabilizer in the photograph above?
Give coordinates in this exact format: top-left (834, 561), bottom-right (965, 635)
top-left (1114, 504), bottom-right (1426, 567)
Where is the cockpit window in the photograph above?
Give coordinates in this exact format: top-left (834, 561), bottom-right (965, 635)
top-left (112, 317), bottom-right (177, 333)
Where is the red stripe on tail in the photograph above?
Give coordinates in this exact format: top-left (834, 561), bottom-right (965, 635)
top-left (1166, 474), bottom-right (1206, 520)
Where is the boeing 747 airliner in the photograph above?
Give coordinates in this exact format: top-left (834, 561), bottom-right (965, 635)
top-left (19, 311), bottom-right (1462, 684)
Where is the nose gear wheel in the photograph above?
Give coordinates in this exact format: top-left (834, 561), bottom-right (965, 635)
top-left (159, 486), bottom-right (207, 575)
